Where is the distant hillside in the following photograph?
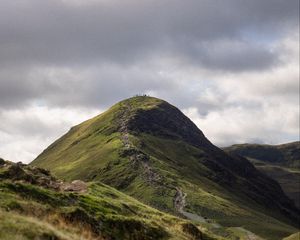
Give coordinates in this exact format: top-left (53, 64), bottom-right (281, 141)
top-left (224, 142), bottom-right (300, 209)
top-left (224, 142), bottom-right (300, 169)
top-left (31, 96), bottom-right (300, 239)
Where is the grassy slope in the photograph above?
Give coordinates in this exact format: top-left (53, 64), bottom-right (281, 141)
top-left (31, 104), bottom-right (123, 180)
top-left (0, 182), bottom-right (195, 240)
top-left (1, 160), bottom-right (217, 240)
top-left (135, 134), bottom-right (298, 239)
top-left (282, 232), bottom-right (300, 240)
top-left (32, 96), bottom-right (299, 240)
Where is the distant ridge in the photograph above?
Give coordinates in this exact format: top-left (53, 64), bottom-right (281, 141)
top-left (224, 141), bottom-right (300, 209)
top-left (224, 141), bottom-right (300, 169)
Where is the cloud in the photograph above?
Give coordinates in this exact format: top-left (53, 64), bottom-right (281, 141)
top-left (184, 100), bottom-right (299, 146)
top-left (0, 0), bottom-right (297, 68)
top-left (0, 106), bottom-right (99, 163)
top-left (0, 0), bottom-right (298, 162)
top-left (188, 39), bottom-right (279, 71)
top-left (182, 32), bottom-right (299, 146)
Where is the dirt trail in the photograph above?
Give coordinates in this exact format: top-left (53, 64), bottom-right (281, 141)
top-left (174, 188), bottom-right (207, 223)
top-left (118, 103), bottom-right (261, 236)
top-left (119, 104), bottom-right (132, 149)
top-left (232, 227), bottom-right (262, 240)
top-left (174, 187), bottom-right (187, 212)
top-left (119, 104), bottom-right (210, 222)
top-left (118, 103), bottom-right (213, 224)
top-left (118, 103), bottom-right (161, 183)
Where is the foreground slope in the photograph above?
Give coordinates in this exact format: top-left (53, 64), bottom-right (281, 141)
top-left (32, 96), bottom-right (300, 239)
top-left (224, 142), bottom-right (300, 208)
top-left (1, 159), bottom-right (275, 240)
top-left (0, 159), bottom-right (209, 240)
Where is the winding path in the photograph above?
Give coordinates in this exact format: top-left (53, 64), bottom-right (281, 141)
top-left (118, 103), bottom-right (217, 226)
top-left (174, 188), bottom-right (207, 223)
top-left (118, 103), bottom-right (161, 183)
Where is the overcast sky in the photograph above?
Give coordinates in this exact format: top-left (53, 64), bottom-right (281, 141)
top-left (0, 0), bottom-right (299, 163)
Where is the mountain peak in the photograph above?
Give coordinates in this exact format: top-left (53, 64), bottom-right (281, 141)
top-left (32, 97), bottom-right (300, 239)
top-left (97, 95), bottom-right (212, 151)
top-left (118, 95), bottom-right (165, 108)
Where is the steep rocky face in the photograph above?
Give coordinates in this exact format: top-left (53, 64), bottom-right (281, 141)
top-left (31, 96), bottom-right (300, 239)
top-left (126, 101), bottom-right (214, 150)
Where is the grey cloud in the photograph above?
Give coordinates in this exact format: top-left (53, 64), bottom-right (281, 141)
top-left (0, 0), bottom-right (299, 162)
top-left (177, 40), bottom-right (279, 71)
top-left (0, 66), bottom-right (67, 108)
top-left (0, 111), bottom-right (53, 137)
top-left (0, 0), bottom-right (297, 68)
top-left (0, 64), bottom-right (176, 109)
top-left (0, 0), bottom-right (298, 110)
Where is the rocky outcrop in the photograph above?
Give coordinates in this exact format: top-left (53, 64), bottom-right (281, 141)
top-left (0, 160), bottom-right (87, 193)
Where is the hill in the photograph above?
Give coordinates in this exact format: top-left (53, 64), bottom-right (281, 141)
top-left (224, 142), bottom-right (300, 169)
top-left (224, 142), bottom-right (300, 208)
top-left (32, 96), bottom-right (300, 239)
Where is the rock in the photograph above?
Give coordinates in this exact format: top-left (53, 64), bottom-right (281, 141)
top-left (181, 223), bottom-right (203, 240)
top-left (7, 164), bottom-right (28, 179)
top-left (62, 180), bottom-right (87, 193)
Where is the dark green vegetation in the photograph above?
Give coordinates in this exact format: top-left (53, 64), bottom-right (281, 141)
top-left (32, 96), bottom-right (300, 239)
top-left (224, 142), bottom-right (300, 208)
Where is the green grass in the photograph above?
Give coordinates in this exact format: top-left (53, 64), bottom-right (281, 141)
top-left (0, 210), bottom-right (77, 240)
top-left (0, 179), bottom-right (205, 240)
top-left (283, 232), bottom-right (300, 240)
top-left (2, 159), bottom-right (233, 239)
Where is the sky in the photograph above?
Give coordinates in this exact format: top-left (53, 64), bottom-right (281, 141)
top-left (0, 0), bottom-right (299, 163)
